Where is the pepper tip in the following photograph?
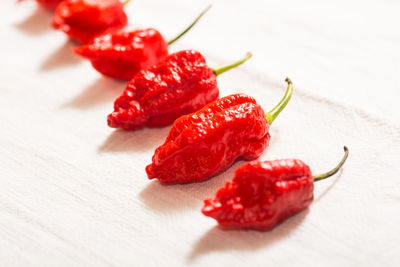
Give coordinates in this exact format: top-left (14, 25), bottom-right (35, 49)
top-left (72, 45), bottom-right (89, 57)
top-left (145, 164), bottom-right (155, 180)
top-left (107, 113), bottom-right (118, 128)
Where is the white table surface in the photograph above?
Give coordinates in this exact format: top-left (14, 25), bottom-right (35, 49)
top-left (1, 0), bottom-right (399, 266)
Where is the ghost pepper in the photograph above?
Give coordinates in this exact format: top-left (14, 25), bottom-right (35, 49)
top-left (202, 146), bottom-right (349, 230)
top-left (73, 6), bottom-right (211, 80)
top-left (20, 0), bottom-right (63, 9)
top-left (145, 78), bottom-right (294, 184)
top-left (107, 50), bottom-right (252, 130)
top-left (52, 0), bottom-right (128, 44)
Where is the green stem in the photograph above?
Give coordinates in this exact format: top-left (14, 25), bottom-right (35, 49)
top-left (265, 77), bottom-right (293, 125)
top-left (123, 0), bottom-right (131, 5)
top-left (212, 52), bottom-right (252, 76)
top-left (168, 5), bottom-right (211, 45)
top-left (313, 146), bottom-right (349, 182)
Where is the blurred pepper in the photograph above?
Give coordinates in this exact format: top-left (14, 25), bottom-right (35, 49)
top-left (52, 0), bottom-right (128, 44)
top-left (146, 78), bottom-right (293, 184)
top-left (73, 6), bottom-right (211, 80)
top-left (108, 50), bottom-right (252, 130)
top-left (202, 147), bottom-right (349, 230)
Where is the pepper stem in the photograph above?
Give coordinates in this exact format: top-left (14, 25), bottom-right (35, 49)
top-left (167, 5), bottom-right (212, 45)
top-left (212, 52), bottom-right (253, 76)
top-left (123, 0), bottom-right (131, 5)
top-left (265, 78), bottom-right (293, 125)
top-left (313, 146), bottom-right (349, 182)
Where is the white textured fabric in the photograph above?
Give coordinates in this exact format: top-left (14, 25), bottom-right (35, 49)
top-left (1, 0), bottom-right (399, 266)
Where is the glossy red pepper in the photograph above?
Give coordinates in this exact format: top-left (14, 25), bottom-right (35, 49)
top-left (108, 50), bottom-right (252, 130)
top-left (202, 147), bottom-right (349, 230)
top-left (74, 29), bottom-right (168, 80)
top-left (20, 0), bottom-right (63, 9)
top-left (145, 78), bottom-right (294, 184)
top-left (52, 0), bottom-right (128, 44)
top-left (73, 6), bottom-right (210, 80)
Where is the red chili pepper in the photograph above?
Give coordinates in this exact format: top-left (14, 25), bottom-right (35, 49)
top-left (52, 0), bottom-right (128, 44)
top-left (145, 78), bottom-right (294, 184)
top-left (202, 147), bottom-right (349, 230)
top-left (73, 6), bottom-right (211, 80)
top-left (20, 0), bottom-right (63, 9)
top-left (107, 50), bottom-right (252, 130)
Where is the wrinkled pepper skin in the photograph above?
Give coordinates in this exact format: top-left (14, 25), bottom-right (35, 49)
top-left (146, 94), bottom-right (270, 184)
top-left (21, 0), bottom-right (63, 9)
top-left (52, 0), bottom-right (128, 44)
top-left (74, 29), bottom-right (169, 80)
top-left (202, 159), bottom-right (313, 230)
top-left (108, 50), bottom-right (218, 130)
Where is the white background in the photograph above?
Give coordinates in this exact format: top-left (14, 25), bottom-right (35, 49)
top-left (1, 0), bottom-right (399, 266)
